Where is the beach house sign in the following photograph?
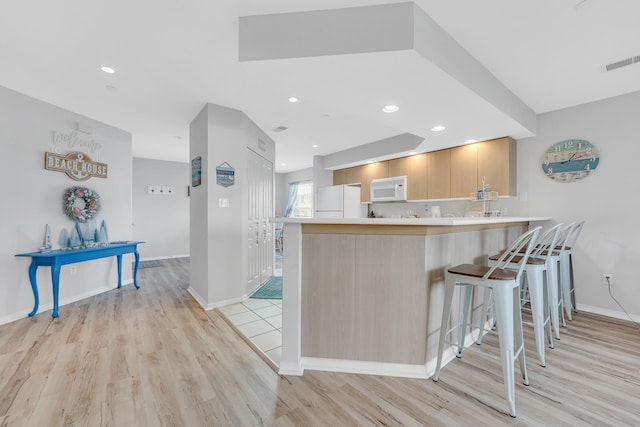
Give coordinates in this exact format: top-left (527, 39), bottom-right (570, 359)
top-left (45, 151), bottom-right (108, 181)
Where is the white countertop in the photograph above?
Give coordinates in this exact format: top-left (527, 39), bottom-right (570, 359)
top-left (273, 216), bottom-right (551, 226)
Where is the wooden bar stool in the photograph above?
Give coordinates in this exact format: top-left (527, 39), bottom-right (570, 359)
top-left (483, 223), bottom-right (564, 367)
top-left (433, 226), bottom-right (541, 418)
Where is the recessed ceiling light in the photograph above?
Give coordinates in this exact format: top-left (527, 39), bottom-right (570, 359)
top-left (574, 0), bottom-right (589, 11)
top-left (100, 65), bottom-right (116, 74)
top-left (431, 125), bottom-right (446, 132)
top-left (312, 144), bottom-right (319, 148)
top-left (288, 97), bottom-right (298, 103)
top-left (281, 163), bottom-right (286, 166)
top-left (464, 139), bottom-right (477, 144)
top-left (382, 104), bottom-right (399, 113)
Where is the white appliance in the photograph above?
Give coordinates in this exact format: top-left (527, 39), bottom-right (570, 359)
top-left (315, 185), bottom-right (362, 218)
top-left (370, 176), bottom-right (407, 202)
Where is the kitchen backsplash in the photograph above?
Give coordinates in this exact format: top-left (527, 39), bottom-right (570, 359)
top-left (368, 197), bottom-right (523, 219)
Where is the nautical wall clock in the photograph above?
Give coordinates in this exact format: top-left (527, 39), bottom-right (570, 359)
top-left (541, 139), bottom-right (600, 182)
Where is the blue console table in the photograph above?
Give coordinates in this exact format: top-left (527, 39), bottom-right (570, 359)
top-left (15, 241), bottom-right (144, 318)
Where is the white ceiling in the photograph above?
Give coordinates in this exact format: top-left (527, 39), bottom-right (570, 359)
top-left (1, 0), bottom-right (639, 173)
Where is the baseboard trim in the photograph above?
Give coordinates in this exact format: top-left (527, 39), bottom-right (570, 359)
top-left (278, 362), bottom-right (304, 376)
top-left (0, 282), bottom-right (128, 326)
top-left (293, 325), bottom-right (483, 379)
top-left (301, 357), bottom-right (430, 379)
top-left (187, 287), bottom-right (248, 311)
top-left (0, 311), bottom-right (34, 327)
top-left (139, 254), bottom-right (190, 262)
top-left (208, 296), bottom-right (246, 310)
top-left (187, 287), bottom-right (213, 310)
top-left (576, 303), bottom-right (640, 323)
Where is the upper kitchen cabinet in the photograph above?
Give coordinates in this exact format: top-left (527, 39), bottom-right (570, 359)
top-left (331, 135), bottom-right (516, 201)
top-left (388, 154), bottom-right (427, 200)
top-left (333, 166), bottom-right (361, 186)
top-left (333, 168), bottom-right (346, 185)
top-left (477, 137), bottom-right (516, 197)
top-left (450, 143), bottom-right (478, 198)
top-left (426, 149), bottom-right (451, 199)
top-left (360, 161), bottom-right (389, 202)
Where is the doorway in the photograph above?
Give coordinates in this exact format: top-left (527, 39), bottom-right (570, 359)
top-left (246, 148), bottom-right (274, 292)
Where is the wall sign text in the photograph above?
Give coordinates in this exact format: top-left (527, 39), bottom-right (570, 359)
top-left (45, 151), bottom-right (108, 181)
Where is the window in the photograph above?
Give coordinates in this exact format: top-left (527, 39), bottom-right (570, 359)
top-left (292, 181), bottom-right (313, 217)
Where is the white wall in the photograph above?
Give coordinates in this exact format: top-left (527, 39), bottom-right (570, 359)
top-left (189, 103), bottom-right (275, 309)
top-left (132, 158), bottom-right (189, 259)
top-left (275, 173), bottom-right (287, 217)
top-left (0, 85), bottom-right (133, 325)
top-left (511, 90), bottom-right (640, 320)
top-left (189, 107), bottom-right (210, 304)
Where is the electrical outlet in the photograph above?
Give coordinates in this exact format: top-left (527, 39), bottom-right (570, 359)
top-left (603, 273), bottom-right (613, 286)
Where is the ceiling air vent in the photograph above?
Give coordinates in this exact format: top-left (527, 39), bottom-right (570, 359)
top-left (273, 125), bottom-right (288, 132)
top-left (605, 56), bottom-right (638, 71)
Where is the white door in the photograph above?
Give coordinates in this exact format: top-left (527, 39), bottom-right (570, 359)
top-left (247, 148), bottom-right (273, 291)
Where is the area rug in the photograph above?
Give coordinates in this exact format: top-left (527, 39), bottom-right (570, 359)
top-left (250, 276), bottom-right (282, 299)
top-left (138, 260), bottom-right (164, 269)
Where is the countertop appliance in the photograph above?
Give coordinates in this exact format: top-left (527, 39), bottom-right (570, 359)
top-left (315, 185), bottom-right (362, 218)
top-left (370, 176), bottom-right (407, 202)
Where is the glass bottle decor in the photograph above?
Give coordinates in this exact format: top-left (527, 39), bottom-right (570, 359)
top-left (43, 224), bottom-right (52, 249)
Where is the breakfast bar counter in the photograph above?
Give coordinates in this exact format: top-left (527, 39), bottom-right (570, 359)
top-left (275, 217), bottom-right (549, 378)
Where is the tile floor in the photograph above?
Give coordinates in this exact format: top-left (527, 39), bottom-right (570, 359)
top-left (219, 254), bottom-right (283, 366)
top-left (219, 298), bottom-right (283, 365)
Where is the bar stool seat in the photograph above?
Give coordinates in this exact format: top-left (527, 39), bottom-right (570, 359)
top-left (433, 226), bottom-right (541, 418)
top-left (484, 223), bottom-right (564, 367)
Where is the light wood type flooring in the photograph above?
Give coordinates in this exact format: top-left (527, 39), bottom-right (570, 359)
top-left (2, 257), bottom-right (640, 426)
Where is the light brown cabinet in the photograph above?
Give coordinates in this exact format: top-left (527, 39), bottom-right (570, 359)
top-left (359, 161), bottom-right (388, 202)
top-left (477, 137), bottom-right (516, 197)
top-left (331, 136), bottom-right (516, 201)
top-left (450, 143), bottom-right (478, 198)
top-left (333, 168), bottom-right (346, 185)
top-left (388, 154), bottom-right (427, 200)
top-left (333, 166), bottom-right (361, 186)
top-left (426, 149), bottom-right (451, 199)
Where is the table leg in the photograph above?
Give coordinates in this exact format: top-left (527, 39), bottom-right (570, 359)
top-left (51, 262), bottom-right (61, 318)
top-left (117, 255), bottom-right (123, 288)
top-left (133, 249), bottom-right (140, 289)
top-left (27, 261), bottom-right (39, 317)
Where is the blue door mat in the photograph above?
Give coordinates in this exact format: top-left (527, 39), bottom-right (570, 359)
top-left (250, 276), bottom-right (282, 299)
top-left (138, 260), bottom-right (164, 269)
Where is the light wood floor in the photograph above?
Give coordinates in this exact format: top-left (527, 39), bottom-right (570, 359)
top-left (2, 257), bottom-right (640, 426)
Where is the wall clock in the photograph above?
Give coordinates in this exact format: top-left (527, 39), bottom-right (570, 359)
top-left (541, 139), bottom-right (600, 182)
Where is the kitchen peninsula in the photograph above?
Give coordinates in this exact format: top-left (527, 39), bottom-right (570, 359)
top-left (276, 216), bottom-right (549, 378)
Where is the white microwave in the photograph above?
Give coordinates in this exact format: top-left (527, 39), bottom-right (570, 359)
top-left (370, 176), bottom-right (407, 202)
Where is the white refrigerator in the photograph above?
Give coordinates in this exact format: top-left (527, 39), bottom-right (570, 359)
top-left (315, 185), bottom-right (362, 218)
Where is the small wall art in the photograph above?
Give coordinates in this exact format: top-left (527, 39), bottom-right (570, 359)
top-left (45, 151), bottom-right (108, 180)
top-left (216, 162), bottom-right (235, 187)
top-left (191, 156), bottom-right (202, 187)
